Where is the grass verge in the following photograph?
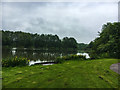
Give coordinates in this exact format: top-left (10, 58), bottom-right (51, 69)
top-left (2, 58), bottom-right (120, 88)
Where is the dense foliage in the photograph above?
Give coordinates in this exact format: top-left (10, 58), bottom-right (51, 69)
top-left (2, 56), bottom-right (30, 67)
top-left (77, 43), bottom-right (88, 52)
top-left (88, 22), bottom-right (120, 59)
top-left (2, 30), bottom-right (77, 50)
top-left (56, 54), bottom-right (86, 63)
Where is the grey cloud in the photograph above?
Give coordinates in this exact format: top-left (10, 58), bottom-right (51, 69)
top-left (1, 2), bottom-right (117, 43)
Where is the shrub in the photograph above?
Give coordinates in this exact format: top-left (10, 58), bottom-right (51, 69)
top-left (56, 54), bottom-right (86, 63)
top-left (2, 56), bottom-right (30, 67)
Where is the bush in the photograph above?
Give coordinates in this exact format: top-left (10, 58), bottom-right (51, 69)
top-left (2, 56), bottom-right (30, 67)
top-left (56, 54), bottom-right (86, 63)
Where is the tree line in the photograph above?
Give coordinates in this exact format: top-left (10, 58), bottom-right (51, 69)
top-left (77, 43), bottom-right (88, 53)
top-left (87, 22), bottom-right (120, 59)
top-left (2, 30), bottom-right (78, 50)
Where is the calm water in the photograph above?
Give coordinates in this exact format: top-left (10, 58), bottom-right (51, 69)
top-left (2, 48), bottom-right (90, 65)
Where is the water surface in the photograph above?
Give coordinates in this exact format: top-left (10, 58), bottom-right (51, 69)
top-left (2, 48), bottom-right (90, 65)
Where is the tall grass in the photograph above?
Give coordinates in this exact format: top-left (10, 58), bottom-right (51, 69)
top-left (56, 54), bottom-right (86, 63)
top-left (2, 56), bottom-right (30, 67)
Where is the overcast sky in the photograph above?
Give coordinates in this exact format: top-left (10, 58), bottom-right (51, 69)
top-left (1, 2), bottom-right (118, 43)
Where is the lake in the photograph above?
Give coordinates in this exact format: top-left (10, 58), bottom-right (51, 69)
top-left (2, 48), bottom-right (90, 65)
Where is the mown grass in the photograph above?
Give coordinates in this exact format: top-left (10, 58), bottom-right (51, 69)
top-left (2, 59), bottom-right (120, 88)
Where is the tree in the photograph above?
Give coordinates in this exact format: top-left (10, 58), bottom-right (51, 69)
top-left (88, 22), bottom-right (120, 59)
top-left (2, 30), bottom-right (78, 51)
top-left (62, 37), bottom-right (77, 49)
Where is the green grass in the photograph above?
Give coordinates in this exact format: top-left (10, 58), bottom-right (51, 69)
top-left (2, 59), bottom-right (120, 88)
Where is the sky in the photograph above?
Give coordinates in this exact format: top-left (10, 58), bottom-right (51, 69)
top-left (1, 2), bottom-right (118, 44)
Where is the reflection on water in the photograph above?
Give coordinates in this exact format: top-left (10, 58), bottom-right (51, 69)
top-left (2, 48), bottom-right (90, 65)
top-left (42, 63), bottom-right (54, 66)
top-left (77, 53), bottom-right (90, 59)
top-left (12, 50), bottom-right (16, 56)
top-left (29, 60), bottom-right (51, 66)
top-left (29, 60), bottom-right (55, 66)
top-left (2, 48), bottom-right (77, 60)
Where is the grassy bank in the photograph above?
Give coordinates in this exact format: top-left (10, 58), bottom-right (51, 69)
top-left (2, 59), bottom-right (120, 88)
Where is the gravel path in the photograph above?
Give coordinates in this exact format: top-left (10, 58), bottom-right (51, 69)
top-left (110, 63), bottom-right (120, 75)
